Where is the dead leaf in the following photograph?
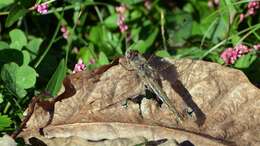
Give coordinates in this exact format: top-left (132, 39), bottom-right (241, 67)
top-left (18, 58), bottom-right (260, 146)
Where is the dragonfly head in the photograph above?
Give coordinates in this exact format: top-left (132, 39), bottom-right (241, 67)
top-left (125, 50), bottom-right (139, 61)
top-left (125, 50), bottom-right (147, 68)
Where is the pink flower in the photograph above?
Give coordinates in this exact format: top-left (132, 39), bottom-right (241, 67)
top-left (116, 6), bottom-right (127, 14)
top-left (239, 1), bottom-right (260, 22)
top-left (221, 48), bottom-right (237, 64)
top-left (234, 44), bottom-right (250, 57)
top-left (208, 0), bottom-right (220, 8)
top-left (239, 14), bottom-right (245, 22)
top-left (248, 1), bottom-right (259, 9)
top-left (116, 5), bottom-right (128, 33)
top-left (144, 0), bottom-right (152, 10)
top-left (89, 58), bottom-right (96, 64)
top-left (253, 44), bottom-right (260, 50)
top-left (35, 3), bottom-right (48, 14)
top-left (60, 25), bottom-right (69, 39)
top-left (246, 1), bottom-right (259, 16)
top-left (73, 58), bottom-right (86, 73)
top-left (221, 44), bottom-right (254, 65)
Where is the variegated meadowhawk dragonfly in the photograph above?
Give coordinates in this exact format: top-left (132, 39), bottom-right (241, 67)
top-left (121, 50), bottom-right (186, 123)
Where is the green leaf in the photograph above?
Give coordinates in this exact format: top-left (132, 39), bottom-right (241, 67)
top-left (0, 41), bottom-right (9, 50)
top-left (211, 16), bottom-right (229, 43)
top-left (26, 38), bottom-right (43, 60)
top-left (97, 52), bottom-right (109, 65)
top-left (129, 40), bottom-right (145, 52)
top-left (45, 59), bottom-right (66, 96)
top-left (16, 65), bottom-right (37, 89)
top-left (104, 14), bottom-right (118, 29)
top-left (88, 25), bottom-right (114, 56)
top-left (0, 0), bottom-right (14, 9)
top-left (26, 38), bottom-right (43, 54)
top-left (1, 62), bottom-right (27, 98)
top-left (175, 47), bottom-right (207, 59)
top-left (0, 115), bottom-right (12, 130)
top-left (5, 4), bottom-right (28, 27)
top-left (22, 50), bottom-right (30, 65)
top-left (191, 1), bottom-right (216, 36)
top-left (207, 52), bottom-right (225, 64)
top-left (129, 10), bottom-right (142, 21)
top-left (234, 53), bottom-right (257, 69)
top-left (78, 45), bottom-right (97, 64)
top-left (131, 27), bottom-right (141, 42)
top-left (1, 62), bottom-right (37, 97)
top-left (167, 12), bottom-right (193, 47)
top-left (136, 27), bottom-right (159, 53)
top-left (155, 50), bottom-right (171, 57)
top-left (88, 25), bottom-right (104, 44)
top-left (9, 29), bottom-right (27, 50)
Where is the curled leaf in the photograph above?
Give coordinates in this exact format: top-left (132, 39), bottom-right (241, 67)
top-left (19, 58), bottom-right (260, 146)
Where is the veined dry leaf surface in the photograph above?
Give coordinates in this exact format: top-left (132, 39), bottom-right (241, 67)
top-left (19, 58), bottom-right (260, 146)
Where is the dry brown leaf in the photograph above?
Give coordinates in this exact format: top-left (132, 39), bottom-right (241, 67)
top-left (19, 58), bottom-right (260, 146)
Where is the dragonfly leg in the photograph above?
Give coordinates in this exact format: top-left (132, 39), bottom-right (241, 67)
top-left (144, 86), bottom-right (163, 106)
top-left (128, 94), bottom-right (147, 118)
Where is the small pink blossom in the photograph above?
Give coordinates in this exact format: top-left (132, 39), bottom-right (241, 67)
top-left (248, 8), bottom-right (256, 15)
top-left (239, 14), bottom-right (245, 22)
top-left (240, 1), bottom-right (260, 22)
top-left (239, 0), bottom-right (260, 22)
top-left (234, 44), bottom-right (250, 57)
top-left (208, 0), bottom-right (219, 8)
top-left (144, 0), bottom-right (152, 10)
top-left (221, 44), bottom-right (254, 65)
top-left (60, 25), bottom-right (69, 39)
top-left (89, 58), bottom-right (96, 64)
top-left (253, 44), bottom-right (260, 50)
top-left (116, 5), bottom-right (128, 33)
top-left (221, 48), bottom-right (237, 65)
top-left (116, 6), bottom-right (127, 14)
top-left (248, 1), bottom-right (259, 9)
top-left (35, 3), bottom-right (48, 14)
top-left (73, 58), bottom-right (86, 73)
top-left (214, 0), bottom-right (219, 5)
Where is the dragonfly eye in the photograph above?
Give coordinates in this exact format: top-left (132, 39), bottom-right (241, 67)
top-left (126, 50), bottom-right (139, 60)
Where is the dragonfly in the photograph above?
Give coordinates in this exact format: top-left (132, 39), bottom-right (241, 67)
top-left (122, 50), bottom-right (185, 123)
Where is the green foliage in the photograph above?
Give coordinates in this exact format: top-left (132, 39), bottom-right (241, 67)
top-left (104, 14), bottom-right (118, 29)
top-left (9, 29), bottom-right (27, 50)
top-left (167, 12), bottom-right (193, 47)
top-left (234, 53), bottom-right (257, 69)
top-left (45, 59), bottom-right (66, 97)
top-left (5, 4), bottom-right (28, 27)
top-left (97, 51), bottom-right (109, 65)
top-left (26, 38), bottom-right (43, 59)
top-left (0, 41), bottom-right (9, 50)
top-left (0, 0), bottom-right (14, 9)
top-left (1, 63), bottom-right (37, 98)
top-left (0, 115), bottom-right (12, 131)
top-left (155, 50), bottom-right (171, 58)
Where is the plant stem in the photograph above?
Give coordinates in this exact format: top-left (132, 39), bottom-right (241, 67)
top-left (94, 6), bottom-right (103, 23)
top-left (160, 10), bottom-right (167, 50)
top-left (34, 16), bottom-right (62, 68)
top-left (3, 102), bottom-right (11, 114)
